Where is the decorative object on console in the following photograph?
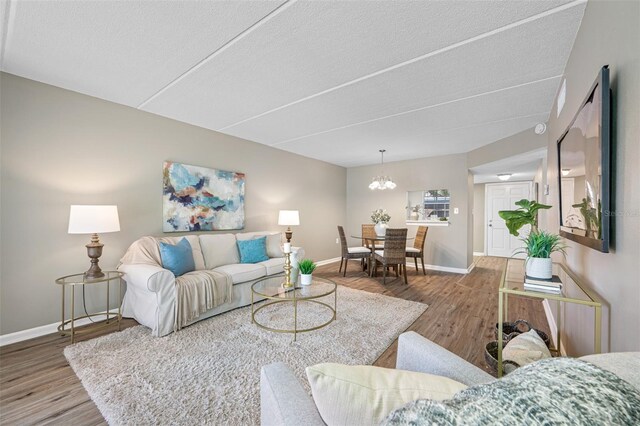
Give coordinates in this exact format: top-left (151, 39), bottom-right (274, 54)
top-left (498, 199), bottom-right (551, 237)
top-left (368, 149), bottom-right (396, 190)
top-left (515, 230), bottom-right (567, 280)
top-left (371, 208), bottom-right (391, 236)
top-left (68, 205), bottom-right (120, 279)
top-left (298, 259), bottom-right (317, 286)
top-left (162, 161), bottom-right (245, 232)
top-left (278, 210), bottom-right (300, 288)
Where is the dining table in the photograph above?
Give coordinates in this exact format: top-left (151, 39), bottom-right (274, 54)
top-left (350, 234), bottom-right (414, 277)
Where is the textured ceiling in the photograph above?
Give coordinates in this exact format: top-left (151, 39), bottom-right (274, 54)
top-left (0, 0), bottom-right (586, 167)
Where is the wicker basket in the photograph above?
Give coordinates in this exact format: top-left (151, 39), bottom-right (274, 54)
top-left (494, 319), bottom-right (551, 348)
top-left (484, 340), bottom-right (520, 375)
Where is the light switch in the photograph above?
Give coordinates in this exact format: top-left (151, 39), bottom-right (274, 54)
top-left (454, 208), bottom-right (459, 215)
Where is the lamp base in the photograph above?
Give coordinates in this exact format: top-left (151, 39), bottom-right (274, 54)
top-left (84, 236), bottom-right (105, 279)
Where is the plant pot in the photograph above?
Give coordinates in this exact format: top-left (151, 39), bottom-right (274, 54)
top-left (525, 257), bottom-right (553, 280)
top-left (300, 273), bottom-right (313, 286)
top-left (374, 223), bottom-right (388, 236)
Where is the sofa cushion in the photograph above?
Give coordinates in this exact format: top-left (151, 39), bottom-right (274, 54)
top-left (213, 263), bottom-right (266, 284)
top-left (236, 231), bottom-right (283, 258)
top-left (237, 237), bottom-right (269, 264)
top-left (258, 257), bottom-right (285, 275)
top-left (158, 238), bottom-right (196, 277)
top-left (306, 363), bottom-right (467, 426)
top-left (199, 234), bottom-right (240, 269)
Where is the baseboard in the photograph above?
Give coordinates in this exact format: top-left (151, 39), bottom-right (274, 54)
top-left (0, 309), bottom-right (120, 347)
top-left (315, 257), bottom-right (341, 266)
top-left (405, 261), bottom-right (472, 274)
top-left (473, 251), bottom-right (486, 257)
top-left (542, 299), bottom-right (566, 356)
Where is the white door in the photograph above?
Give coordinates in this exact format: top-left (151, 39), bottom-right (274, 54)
top-left (486, 182), bottom-right (532, 258)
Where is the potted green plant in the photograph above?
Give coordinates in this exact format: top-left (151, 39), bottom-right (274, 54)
top-left (371, 209), bottom-right (391, 236)
top-left (499, 199), bottom-right (564, 279)
top-left (515, 231), bottom-right (567, 279)
top-left (498, 199), bottom-right (551, 236)
top-left (298, 259), bottom-right (317, 286)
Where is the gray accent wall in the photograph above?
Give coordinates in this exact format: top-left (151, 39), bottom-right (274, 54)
top-left (346, 154), bottom-right (473, 271)
top-left (542, 0), bottom-right (640, 353)
top-left (0, 73), bottom-right (346, 335)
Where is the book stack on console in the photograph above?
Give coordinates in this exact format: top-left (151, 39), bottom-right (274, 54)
top-left (524, 275), bottom-right (562, 294)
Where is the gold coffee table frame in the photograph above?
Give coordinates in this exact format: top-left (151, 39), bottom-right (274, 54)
top-left (251, 275), bottom-right (337, 341)
top-left (498, 259), bottom-right (602, 377)
top-left (55, 271), bottom-right (124, 343)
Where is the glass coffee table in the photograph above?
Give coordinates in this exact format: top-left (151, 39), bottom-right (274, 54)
top-left (251, 275), bottom-right (337, 341)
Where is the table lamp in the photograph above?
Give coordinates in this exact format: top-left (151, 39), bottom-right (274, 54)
top-left (278, 210), bottom-right (299, 288)
top-left (68, 205), bottom-right (120, 279)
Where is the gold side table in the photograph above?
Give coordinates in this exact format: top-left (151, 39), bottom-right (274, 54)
top-left (498, 259), bottom-right (602, 377)
top-left (55, 271), bottom-right (124, 343)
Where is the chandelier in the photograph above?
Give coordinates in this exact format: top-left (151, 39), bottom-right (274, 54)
top-left (368, 149), bottom-right (396, 190)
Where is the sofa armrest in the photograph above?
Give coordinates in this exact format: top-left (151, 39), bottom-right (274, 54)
top-left (261, 362), bottom-right (325, 426)
top-left (396, 332), bottom-right (494, 387)
top-left (118, 263), bottom-right (175, 293)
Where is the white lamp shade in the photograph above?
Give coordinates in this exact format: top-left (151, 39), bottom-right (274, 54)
top-left (278, 210), bottom-right (300, 226)
top-left (68, 205), bottom-right (120, 234)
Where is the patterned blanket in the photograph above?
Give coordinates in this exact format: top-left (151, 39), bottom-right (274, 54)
top-left (382, 357), bottom-right (640, 425)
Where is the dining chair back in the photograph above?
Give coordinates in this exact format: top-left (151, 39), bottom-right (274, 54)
top-left (372, 228), bottom-right (408, 284)
top-left (337, 226), bottom-right (370, 277)
top-left (407, 226), bottom-right (429, 275)
top-left (362, 223), bottom-right (384, 249)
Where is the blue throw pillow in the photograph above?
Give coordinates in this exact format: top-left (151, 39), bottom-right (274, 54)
top-left (159, 238), bottom-right (196, 277)
top-left (237, 237), bottom-right (269, 264)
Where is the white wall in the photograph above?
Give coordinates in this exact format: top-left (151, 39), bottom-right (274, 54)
top-left (0, 73), bottom-right (347, 335)
top-left (542, 0), bottom-right (640, 354)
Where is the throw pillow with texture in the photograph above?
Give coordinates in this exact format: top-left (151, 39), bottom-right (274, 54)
top-left (306, 363), bottom-right (467, 426)
top-left (159, 237), bottom-right (195, 277)
top-left (237, 236), bottom-right (269, 263)
top-left (382, 358), bottom-right (640, 425)
top-left (503, 328), bottom-right (551, 367)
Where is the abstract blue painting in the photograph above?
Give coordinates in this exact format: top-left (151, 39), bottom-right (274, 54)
top-left (163, 162), bottom-right (245, 232)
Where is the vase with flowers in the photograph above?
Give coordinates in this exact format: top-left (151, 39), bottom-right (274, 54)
top-left (371, 209), bottom-right (391, 236)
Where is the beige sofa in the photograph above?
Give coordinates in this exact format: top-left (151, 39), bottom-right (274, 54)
top-left (119, 231), bottom-right (303, 337)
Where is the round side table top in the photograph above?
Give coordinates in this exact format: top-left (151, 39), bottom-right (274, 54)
top-left (252, 275), bottom-right (336, 300)
top-left (55, 271), bottom-right (124, 286)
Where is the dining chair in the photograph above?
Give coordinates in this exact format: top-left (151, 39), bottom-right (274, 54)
top-left (372, 228), bottom-right (408, 284)
top-left (406, 226), bottom-right (429, 275)
top-left (362, 224), bottom-right (384, 249)
top-left (337, 226), bottom-right (370, 277)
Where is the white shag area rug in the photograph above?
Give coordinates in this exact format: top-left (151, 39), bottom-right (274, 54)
top-left (64, 285), bottom-right (427, 425)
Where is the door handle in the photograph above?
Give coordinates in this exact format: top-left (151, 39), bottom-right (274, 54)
top-left (488, 224), bottom-right (492, 227)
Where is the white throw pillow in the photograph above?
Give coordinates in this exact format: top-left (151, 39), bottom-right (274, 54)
top-left (306, 363), bottom-right (467, 426)
top-left (503, 329), bottom-right (551, 367)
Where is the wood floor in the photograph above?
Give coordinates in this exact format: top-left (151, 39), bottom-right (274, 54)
top-left (0, 256), bottom-right (550, 425)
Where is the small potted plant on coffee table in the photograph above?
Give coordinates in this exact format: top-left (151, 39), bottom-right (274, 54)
top-left (298, 259), bottom-right (317, 286)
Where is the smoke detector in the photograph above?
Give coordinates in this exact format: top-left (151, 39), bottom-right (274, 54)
top-left (534, 123), bottom-right (547, 135)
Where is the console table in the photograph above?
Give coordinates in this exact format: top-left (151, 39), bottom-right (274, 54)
top-left (497, 259), bottom-right (602, 377)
